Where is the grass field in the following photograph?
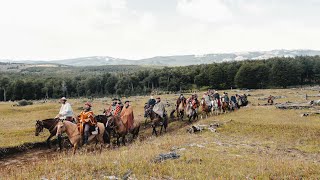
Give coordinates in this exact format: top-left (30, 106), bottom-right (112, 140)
top-left (1, 88), bottom-right (320, 179)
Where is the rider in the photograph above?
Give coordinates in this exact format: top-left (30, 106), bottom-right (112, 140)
top-left (120, 100), bottom-right (134, 131)
top-left (192, 94), bottom-right (200, 115)
top-left (203, 92), bottom-right (211, 109)
top-left (79, 102), bottom-right (98, 145)
top-left (186, 94), bottom-right (195, 104)
top-left (105, 98), bottom-right (118, 116)
top-left (145, 95), bottom-right (156, 117)
top-left (55, 97), bottom-right (74, 121)
top-left (267, 95), bottom-right (274, 104)
top-left (223, 92), bottom-right (230, 104)
top-left (153, 97), bottom-right (166, 119)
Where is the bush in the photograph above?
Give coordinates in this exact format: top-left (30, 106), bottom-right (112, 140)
top-left (18, 100), bottom-right (33, 106)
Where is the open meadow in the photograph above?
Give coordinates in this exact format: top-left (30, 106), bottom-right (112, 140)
top-left (0, 88), bottom-right (320, 179)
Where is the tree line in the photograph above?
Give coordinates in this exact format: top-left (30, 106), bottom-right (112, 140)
top-left (0, 56), bottom-right (319, 101)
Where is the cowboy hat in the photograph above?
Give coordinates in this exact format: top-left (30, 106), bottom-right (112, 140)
top-left (60, 97), bottom-right (67, 101)
top-left (84, 102), bottom-right (92, 107)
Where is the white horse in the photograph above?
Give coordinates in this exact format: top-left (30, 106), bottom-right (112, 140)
top-left (211, 99), bottom-right (219, 116)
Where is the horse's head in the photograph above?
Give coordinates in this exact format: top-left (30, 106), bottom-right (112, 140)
top-left (35, 120), bottom-right (44, 136)
top-left (56, 120), bottom-right (66, 137)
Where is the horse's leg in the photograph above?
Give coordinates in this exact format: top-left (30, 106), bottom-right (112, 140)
top-left (46, 133), bottom-right (54, 149)
top-left (160, 124), bottom-right (163, 135)
top-left (144, 117), bottom-right (148, 128)
top-left (122, 135), bottom-right (126, 146)
top-left (73, 142), bottom-right (78, 155)
top-left (153, 125), bottom-right (158, 136)
top-left (116, 134), bottom-right (120, 146)
top-left (57, 134), bottom-right (62, 151)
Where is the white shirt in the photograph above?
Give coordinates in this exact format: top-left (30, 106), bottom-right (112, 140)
top-left (59, 102), bottom-right (73, 119)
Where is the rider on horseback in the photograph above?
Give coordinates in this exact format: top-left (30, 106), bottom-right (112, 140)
top-left (105, 98), bottom-right (122, 117)
top-left (203, 92), bottom-right (212, 109)
top-left (79, 102), bottom-right (98, 145)
top-left (55, 97), bottom-right (74, 121)
top-left (120, 100), bottom-right (134, 132)
top-left (153, 97), bottom-right (167, 120)
top-left (187, 94), bottom-right (199, 117)
top-left (144, 95), bottom-right (156, 117)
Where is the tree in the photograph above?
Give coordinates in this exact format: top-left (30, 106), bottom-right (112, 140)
top-left (0, 77), bottom-right (10, 101)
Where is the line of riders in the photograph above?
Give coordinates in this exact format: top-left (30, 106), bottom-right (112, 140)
top-left (144, 90), bottom-right (249, 122)
top-left (35, 91), bottom-right (248, 154)
top-left (54, 97), bottom-right (136, 145)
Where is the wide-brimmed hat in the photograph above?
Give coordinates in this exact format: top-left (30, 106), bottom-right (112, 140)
top-left (60, 97), bottom-right (67, 101)
top-left (85, 102), bottom-right (92, 107)
top-left (124, 100), bottom-right (130, 103)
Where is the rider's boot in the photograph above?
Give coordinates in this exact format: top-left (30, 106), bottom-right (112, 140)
top-left (83, 132), bottom-right (89, 145)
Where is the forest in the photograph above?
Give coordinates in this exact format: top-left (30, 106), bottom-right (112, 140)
top-left (0, 56), bottom-right (319, 101)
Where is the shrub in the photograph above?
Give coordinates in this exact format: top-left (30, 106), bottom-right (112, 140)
top-left (18, 100), bottom-right (33, 106)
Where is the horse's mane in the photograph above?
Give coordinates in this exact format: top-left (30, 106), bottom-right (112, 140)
top-left (41, 118), bottom-right (56, 122)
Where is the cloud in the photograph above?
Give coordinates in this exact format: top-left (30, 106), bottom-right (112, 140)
top-left (176, 0), bottom-right (232, 23)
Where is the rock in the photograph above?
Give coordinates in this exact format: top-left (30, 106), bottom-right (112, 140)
top-left (154, 152), bottom-right (180, 163)
top-left (122, 170), bottom-right (133, 180)
top-left (276, 102), bottom-right (313, 110)
top-left (104, 176), bottom-right (119, 180)
top-left (189, 143), bottom-right (205, 148)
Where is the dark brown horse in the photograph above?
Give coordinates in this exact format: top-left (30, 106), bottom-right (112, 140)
top-left (96, 115), bottom-right (112, 144)
top-left (148, 110), bottom-right (168, 136)
top-left (106, 115), bottom-right (140, 146)
top-left (35, 118), bottom-right (62, 149)
top-left (176, 97), bottom-right (186, 120)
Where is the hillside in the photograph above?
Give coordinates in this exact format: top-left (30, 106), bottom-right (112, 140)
top-left (1, 49), bottom-right (320, 67)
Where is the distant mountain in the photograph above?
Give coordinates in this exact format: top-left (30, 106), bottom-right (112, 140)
top-left (2, 49), bottom-right (320, 67)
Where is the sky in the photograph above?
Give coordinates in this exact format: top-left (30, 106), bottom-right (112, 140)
top-left (0, 0), bottom-right (320, 60)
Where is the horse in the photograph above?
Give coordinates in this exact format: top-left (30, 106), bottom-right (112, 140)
top-left (148, 110), bottom-right (167, 136)
top-left (95, 114), bottom-right (113, 144)
top-left (221, 97), bottom-right (229, 113)
top-left (176, 97), bottom-right (186, 120)
top-left (200, 98), bottom-right (211, 119)
top-left (177, 100), bottom-right (186, 120)
top-left (211, 99), bottom-right (219, 115)
top-left (56, 120), bottom-right (105, 154)
top-left (144, 104), bottom-right (153, 128)
top-left (185, 102), bottom-right (198, 122)
top-left (106, 115), bottom-right (127, 146)
top-left (35, 118), bottom-right (62, 150)
top-left (129, 121), bottom-right (141, 140)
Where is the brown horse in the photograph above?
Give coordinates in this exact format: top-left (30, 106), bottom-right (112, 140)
top-left (107, 115), bottom-right (140, 146)
top-left (56, 120), bottom-right (105, 154)
top-left (35, 118), bottom-right (62, 150)
top-left (221, 98), bottom-right (229, 113)
top-left (200, 98), bottom-right (210, 119)
top-left (176, 97), bottom-right (187, 120)
top-left (176, 97), bottom-right (186, 120)
top-left (149, 110), bottom-right (168, 136)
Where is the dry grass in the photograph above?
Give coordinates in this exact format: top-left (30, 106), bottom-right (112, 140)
top-left (1, 88), bottom-right (320, 179)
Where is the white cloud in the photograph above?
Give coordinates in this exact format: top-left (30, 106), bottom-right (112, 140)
top-left (0, 0), bottom-right (320, 60)
top-left (176, 0), bottom-right (232, 23)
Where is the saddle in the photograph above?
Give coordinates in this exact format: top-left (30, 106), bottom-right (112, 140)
top-left (78, 122), bottom-right (99, 136)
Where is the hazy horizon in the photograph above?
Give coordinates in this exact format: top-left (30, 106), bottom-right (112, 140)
top-left (1, 0), bottom-right (320, 60)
